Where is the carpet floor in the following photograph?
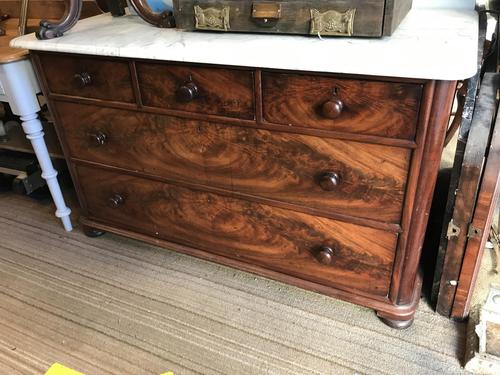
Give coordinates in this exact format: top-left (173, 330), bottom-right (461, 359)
top-left (0, 192), bottom-right (470, 374)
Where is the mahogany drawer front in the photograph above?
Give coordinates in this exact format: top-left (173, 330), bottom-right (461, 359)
top-left (38, 53), bottom-right (135, 103)
top-left (56, 102), bottom-right (411, 223)
top-left (76, 165), bottom-right (397, 296)
top-left (262, 72), bottom-right (422, 139)
top-left (136, 62), bottom-right (255, 119)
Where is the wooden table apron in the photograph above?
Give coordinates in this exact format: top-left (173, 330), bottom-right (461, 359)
top-left (29, 50), bottom-right (457, 327)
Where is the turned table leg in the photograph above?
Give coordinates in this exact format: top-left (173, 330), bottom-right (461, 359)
top-left (21, 112), bottom-right (72, 231)
top-left (0, 58), bottom-right (72, 231)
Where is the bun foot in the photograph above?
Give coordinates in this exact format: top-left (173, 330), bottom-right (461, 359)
top-left (82, 224), bottom-right (105, 238)
top-left (376, 311), bottom-right (414, 329)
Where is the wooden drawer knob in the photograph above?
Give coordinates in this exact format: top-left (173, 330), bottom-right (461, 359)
top-left (321, 98), bottom-right (343, 119)
top-left (108, 194), bottom-right (124, 208)
top-left (74, 72), bottom-right (92, 88)
top-left (176, 81), bottom-right (199, 102)
top-left (318, 172), bottom-right (340, 191)
top-left (315, 246), bottom-right (335, 265)
top-left (91, 131), bottom-right (107, 146)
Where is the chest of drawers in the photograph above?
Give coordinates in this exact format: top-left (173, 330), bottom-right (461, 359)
top-left (31, 51), bottom-right (456, 328)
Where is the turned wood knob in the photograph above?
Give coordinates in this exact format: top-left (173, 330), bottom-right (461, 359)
top-left (176, 81), bottom-right (199, 102)
top-left (318, 172), bottom-right (340, 191)
top-left (315, 246), bottom-right (335, 265)
top-left (74, 72), bottom-right (92, 88)
top-left (91, 131), bottom-right (107, 146)
top-left (108, 194), bottom-right (124, 208)
top-left (321, 98), bottom-right (343, 119)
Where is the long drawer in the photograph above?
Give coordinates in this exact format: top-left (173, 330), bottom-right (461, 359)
top-left (76, 165), bottom-right (398, 296)
top-left (56, 101), bottom-right (411, 223)
top-left (38, 53), bottom-right (135, 103)
top-left (262, 72), bottom-right (422, 139)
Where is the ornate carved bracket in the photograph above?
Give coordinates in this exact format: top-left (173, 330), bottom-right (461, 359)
top-left (128, 0), bottom-right (175, 28)
top-left (37, 0), bottom-right (82, 39)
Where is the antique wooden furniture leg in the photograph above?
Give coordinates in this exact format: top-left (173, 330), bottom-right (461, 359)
top-left (0, 58), bottom-right (72, 231)
top-left (37, 0), bottom-right (82, 39)
top-left (82, 223), bottom-right (105, 237)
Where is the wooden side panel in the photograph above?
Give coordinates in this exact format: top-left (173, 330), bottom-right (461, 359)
top-left (38, 53), bottom-right (135, 103)
top-left (173, 0), bottom-right (385, 37)
top-left (76, 164), bottom-right (398, 296)
top-left (383, 0), bottom-right (413, 36)
top-left (54, 101), bottom-right (411, 224)
top-left (136, 62), bottom-right (255, 119)
top-left (393, 80), bottom-right (457, 305)
top-left (262, 72), bottom-right (422, 139)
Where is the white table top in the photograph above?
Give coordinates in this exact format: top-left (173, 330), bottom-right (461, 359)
top-left (11, 6), bottom-right (478, 81)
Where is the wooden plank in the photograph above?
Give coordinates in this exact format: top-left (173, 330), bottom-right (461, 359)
top-left (0, 0), bottom-right (102, 19)
top-left (436, 73), bottom-right (499, 316)
top-left (451, 96), bottom-right (500, 318)
top-left (431, 9), bottom-right (487, 304)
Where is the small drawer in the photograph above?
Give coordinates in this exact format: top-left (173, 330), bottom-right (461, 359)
top-left (38, 53), bottom-right (135, 103)
top-left (262, 72), bottom-right (423, 140)
top-left (136, 62), bottom-right (255, 119)
top-left (76, 165), bottom-right (397, 296)
top-left (56, 102), bottom-right (411, 224)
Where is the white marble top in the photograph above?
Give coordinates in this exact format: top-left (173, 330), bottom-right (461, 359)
top-left (11, 7), bottom-right (478, 80)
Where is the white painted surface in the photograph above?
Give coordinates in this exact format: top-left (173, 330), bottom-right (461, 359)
top-left (11, 7), bottom-right (478, 80)
top-left (0, 59), bottom-right (72, 231)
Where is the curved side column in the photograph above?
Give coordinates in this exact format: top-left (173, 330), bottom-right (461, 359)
top-left (129, 0), bottom-right (175, 28)
top-left (37, 0), bottom-right (83, 40)
top-left (0, 59), bottom-right (72, 231)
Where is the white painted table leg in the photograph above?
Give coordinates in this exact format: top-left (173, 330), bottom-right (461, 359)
top-left (0, 58), bottom-right (72, 231)
top-left (20, 112), bottom-right (72, 231)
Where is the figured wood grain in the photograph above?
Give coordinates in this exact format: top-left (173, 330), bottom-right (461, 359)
top-left (173, 0), bottom-right (385, 37)
top-left (76, 164), bottom-right (397, 296)
top-left (54, 101), bottom-right (411, 224)
top-left (38, 53), bottom-right (135, 103)
top-left (262, 72), bottom-right (422, 139)
top-left (136, 62), bottom-right (255, 119)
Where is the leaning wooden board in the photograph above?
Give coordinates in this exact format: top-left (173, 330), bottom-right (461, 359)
top-left (173, 0), bottom-right (413, 37)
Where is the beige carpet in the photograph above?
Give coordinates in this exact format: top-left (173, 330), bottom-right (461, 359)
top-left (0, 192), bottom-right (469, 375)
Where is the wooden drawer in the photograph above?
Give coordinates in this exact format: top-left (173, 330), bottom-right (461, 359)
top-left (76, 165), bottom-right (397, 296)
top-left (37, 53), bottom-right (135, 103)
top-left (56, 102), bottom-right (411, 223)
top-left (262, 72), bottom-right (422, 139)
top-left (136, 62), bottom-right (255, 119)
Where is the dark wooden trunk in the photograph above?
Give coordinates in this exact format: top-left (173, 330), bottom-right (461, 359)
top-left (173, 0), bottom-right (412, 37)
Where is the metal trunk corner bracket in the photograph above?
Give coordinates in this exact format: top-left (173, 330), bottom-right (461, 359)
top-left (37, 0), bottom-right (83, 39)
